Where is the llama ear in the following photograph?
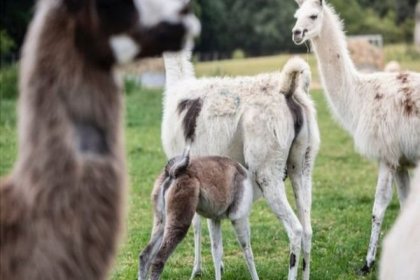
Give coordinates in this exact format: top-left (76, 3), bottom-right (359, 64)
top-left (63, 0), bottom-right (84, 13)
top-left (319, 0), bottom-right (323, 6)
top-left (295, 0), bottom-right (306, 6)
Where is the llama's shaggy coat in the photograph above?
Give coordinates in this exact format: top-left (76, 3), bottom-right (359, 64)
top-left (139, 153), bottom-right (259, 280)
top-left (0, 0), bottom-right (199, 279)
top-left (292, 0), bottom-right (420, 273)
top-left (161, 52), bottom-right (320, 280)
top-left (380, 166), bottom-right (420, 280)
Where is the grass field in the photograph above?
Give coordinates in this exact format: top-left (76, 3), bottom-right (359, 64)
top-left (195, 44), bottom-right (420, 87)
top-left (0, 90), bottom-right (400, 280)
top-left (1, 45), bottom-right (418, 279)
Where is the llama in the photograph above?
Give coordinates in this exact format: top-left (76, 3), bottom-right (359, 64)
top-left (292, 0), bottom-right (420, 274)
top-left (384, 61), bottom-right (401, 73)
top-left (159, 53), bottom-right (320, 280)
top-left (139, 145), bottom-right (260, 280)
top-left (380, 165), bottom-right (420, 280)
top-left (0, 0), bottom-right (199, 279)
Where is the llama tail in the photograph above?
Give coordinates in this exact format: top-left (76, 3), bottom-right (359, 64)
top-left (163, 51), bottom-right (196, 88)
top-left (165, 140), bottom-right (192, 179)
top-left (157, 141), bottom-right (192, 223)
top-left (279, 56), bottom-right (311, 97)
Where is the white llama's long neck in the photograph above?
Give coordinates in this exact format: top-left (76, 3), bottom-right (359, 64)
top-left (163, 51), bottom-right (195, 88)
top-left (311, 4), bottom-right (361, 133)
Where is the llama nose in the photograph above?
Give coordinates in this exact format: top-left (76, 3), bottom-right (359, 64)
top-left (293, 29), bottom-right (302, 36)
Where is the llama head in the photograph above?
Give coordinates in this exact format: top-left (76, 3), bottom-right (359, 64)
top-left (292, 0), bottom-right (324, 45)
top-left (60, 0), bottom-right (200, 65)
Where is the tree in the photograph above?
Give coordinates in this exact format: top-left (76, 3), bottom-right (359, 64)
top-left (195, 0), bottom-right (298, 56)
top-left (396, 0), bottom-right (418, 24)
top-left (0, 0), bottom-right (33, 54)
top-left (0, 28), bottom-right (15, 55)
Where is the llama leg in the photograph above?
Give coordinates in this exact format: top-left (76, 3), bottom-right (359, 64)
top-left (242, 112), bottom-right (301, 279)
top-left (288, 147), bottom-right (314, 280)
top-left (207, 220), bottom-right (225, 274)
top-left (395, 167), bottom-right (410, 207)
top-left (150, 179), bottom-right (199, 280)
top-left (360, 162), bottom-right (394, 275)
top-left (231, 218), bottom-right (259, 280)
top-left (256, 169), bottom-right (302, 280)
top-left (138, 218), bottom-right (165, 280)
top-left (139, 180), bottom-right (168, 280)
top-left (149, 223), bottom-right (191, 280)
top-left (208, 219), bottom-right (223, 280)
top-left (190, 214), bottom-right (203, 279)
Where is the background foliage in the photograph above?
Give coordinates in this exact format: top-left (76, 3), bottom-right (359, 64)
top-left (0, 0), bottom-right (417, 60)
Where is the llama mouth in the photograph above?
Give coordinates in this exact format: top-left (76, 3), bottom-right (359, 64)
top-left (293, 36), bottom-right (305, 45)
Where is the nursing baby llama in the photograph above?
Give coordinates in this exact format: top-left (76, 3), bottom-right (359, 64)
top-left (139, 145), bottom-right (260, 280)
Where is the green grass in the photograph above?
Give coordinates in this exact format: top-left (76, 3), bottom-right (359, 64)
top-left (3, 45), bottom-right (416, 278)
top-left (195, 44), bottom-right (420, 88)
top-left (0, 85), bottom-right (400, 279)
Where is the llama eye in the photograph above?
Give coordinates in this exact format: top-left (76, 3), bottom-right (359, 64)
top-left (310, 15), bottom-right (318, 20)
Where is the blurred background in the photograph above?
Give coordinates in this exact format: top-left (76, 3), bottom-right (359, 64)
top-left (1, 0), bottom-right (419, 60)
top-left (2, 0), bottom-right (419, 93)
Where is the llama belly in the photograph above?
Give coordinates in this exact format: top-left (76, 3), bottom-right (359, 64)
top-left (354, 119), bottom-right (420, 167)
top-left (227, 178), bottom-right (254, 221)
top-left (196, 195), bottom-right (230, 220)
top-left (353, 72), bottom-right (420, 165)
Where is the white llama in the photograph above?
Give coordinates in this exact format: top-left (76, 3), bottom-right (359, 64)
top-left (292, 0), bottom-right (420, 274)
top-left (159, 52), bottom-right (320, 280)
top-left (380, 165), bottom-right (420, 280)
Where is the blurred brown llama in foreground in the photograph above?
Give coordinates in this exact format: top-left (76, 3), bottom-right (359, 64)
top-left (0, 0), bottom-right (199, 279)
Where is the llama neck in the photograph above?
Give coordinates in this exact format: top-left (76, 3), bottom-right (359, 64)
top-left (15, 5), bottom-right (123, 179)
top-left (311, 4), bottom-right (361, 133)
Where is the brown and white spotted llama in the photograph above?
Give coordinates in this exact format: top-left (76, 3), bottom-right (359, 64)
top-left (0, 0), bottom-right (199, 279)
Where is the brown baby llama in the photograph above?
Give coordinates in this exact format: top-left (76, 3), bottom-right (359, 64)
top-left (139, 146), bottom-right (259, 280)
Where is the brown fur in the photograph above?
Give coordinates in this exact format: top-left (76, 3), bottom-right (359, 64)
top-left (188, 157), bottom-right (246, 219)
top-left (395, 73), bottom-right (419, 117)
top-left (0, 0), bottom-right (196, 279)
top-left (177, 98), bottom-right (203, 142)
top-left (140, 156), bottom-right (251, 279)
top-left (374, 93), bottom-right (384, 100)
top-left (158, 157), bottom-right (246, 219)
top-left (397, 72), bottom-right (409, 84)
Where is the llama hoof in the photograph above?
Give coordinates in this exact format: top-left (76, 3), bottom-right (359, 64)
top-left (190, 268), bottom-right (203, 279)
top-left (358, 260), bottom-right (374, 275)
top-left (221, 262), bottom-right (225, 274)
